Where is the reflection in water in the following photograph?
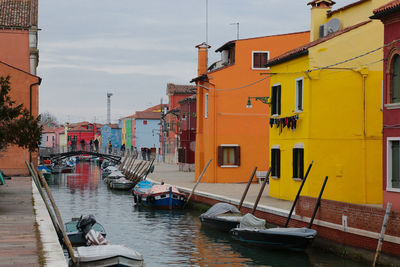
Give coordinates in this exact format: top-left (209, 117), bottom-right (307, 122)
top-left (48, 162), bottom-right (364, 267)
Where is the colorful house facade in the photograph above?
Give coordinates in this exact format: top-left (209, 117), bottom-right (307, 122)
top-left (100, 124), bottom-right (122, 152)
top-left (67, 122), bottom-right (98, 151)
top-left (178, 95), bottom-right (197, 171)
top-left (371, 1), bottom-right (400, 210)
top-left (266, 0), bottom-right (387, 204)
top-left (120, 115), bottom-right (135, 153)
top-left (164, 83), bottom-right (196, 164)
top-left (192, 31), bottom-right (310, 183)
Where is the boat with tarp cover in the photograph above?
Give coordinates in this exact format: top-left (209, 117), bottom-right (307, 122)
top-left (132, 180), bottom-right (186, 209)
top-left (199, 203), bottom-right (244, 232)
top-left (230, 214), bottom-right (317, 251)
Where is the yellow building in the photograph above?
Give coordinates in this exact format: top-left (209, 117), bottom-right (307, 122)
top-left (267, 0), bottom-right (389, 204)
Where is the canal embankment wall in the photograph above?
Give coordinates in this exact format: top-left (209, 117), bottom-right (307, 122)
top-left (147, 162), bottom-right (400, 266)
top-left (32, 180), bottom-right (68, 267)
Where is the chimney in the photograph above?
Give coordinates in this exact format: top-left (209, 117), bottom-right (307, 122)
top-left (308, 0), bottom-right (335, 41)
top-left (195, 42), bottom-right (211, 76)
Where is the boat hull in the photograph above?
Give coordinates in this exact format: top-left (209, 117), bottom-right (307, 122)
top-left (133, 192), bottom-right (185, 209)
top-left (230, 228), bottom-right (316, 251)
top-left (200, 216), bottom-right (242, 232)
top-left (65, 221), bottom-right (106, 247)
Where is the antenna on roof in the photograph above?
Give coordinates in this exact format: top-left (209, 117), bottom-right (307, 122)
top-left (327, 18), bottom-right (341, 34)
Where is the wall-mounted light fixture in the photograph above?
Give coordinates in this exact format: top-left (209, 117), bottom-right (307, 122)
top-left (246, 96), bottom-right (270, 108)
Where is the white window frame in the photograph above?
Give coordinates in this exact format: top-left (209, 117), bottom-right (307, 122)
top-left (387, 137), bottom-right (400, 192)
top-left (252, 51), bottom-right (270, 70)
top-left (295, 77), bottom-right (303, 113)
top-left (205, 93), bottom-right (209, 119)
top-left (220, 144), bottom-right (239, 168)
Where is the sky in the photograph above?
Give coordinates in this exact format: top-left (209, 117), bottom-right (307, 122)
top-left (37, 0), bottom-right (356, 124)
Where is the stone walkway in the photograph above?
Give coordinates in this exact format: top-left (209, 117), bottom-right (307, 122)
top-left (0, 177), bottom-right (40, 267)
top-left (147, 162), bottom-right (293, 212)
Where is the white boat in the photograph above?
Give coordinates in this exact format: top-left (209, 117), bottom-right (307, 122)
top-left (73, 244), bottom-right (144, 267)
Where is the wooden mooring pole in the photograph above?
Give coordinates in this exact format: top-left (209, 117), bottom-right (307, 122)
top-left (184, 158), bottom-right (212, 208)
top-left (251, 167), bottom-right (271, 215)
top-left (29, 162), bottom-right (77, 264)
top-left (238, 166), bottom-right (257, 211)
top-left (373, 202), bottom-right (392, 267)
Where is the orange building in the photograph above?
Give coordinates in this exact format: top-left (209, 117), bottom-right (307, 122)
top-left (192, 32), bottom-right (310, 183)
top-left (0, 0), bottom-right (40, 175)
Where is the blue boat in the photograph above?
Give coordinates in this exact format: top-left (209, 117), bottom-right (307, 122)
top-left (132, 180), bottom-right (186, 209)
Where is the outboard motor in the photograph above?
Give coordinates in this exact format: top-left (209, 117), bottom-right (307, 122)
top-left (76, 214), bottom-right (97, 236)
top-left (76, 215), bottom-right (108, 246)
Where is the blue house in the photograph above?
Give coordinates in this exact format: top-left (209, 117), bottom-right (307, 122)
top-left (134, 109), bottom-right (161, 156)
top-left (100, 124), bottom-right (122, 152)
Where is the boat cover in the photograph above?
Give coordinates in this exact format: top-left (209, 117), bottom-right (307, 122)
top-left (104, 166), bottom-right (118, 172)
top-left (259, 227), bottom-right (317, 238)
top-left (107, 171), bottom-right (124, 178)
top-left (76, 244), bottom-right (143, 262)
top-left (149, 184), bottom-right (181, 195)
top-left (134, 180), bottom-right (154, 194)
top-left (114, 177), bottom-right (133, 184)
top-left (239, 213), bottom-right (266, 229)
top-left (200, 203), bottom-right (240, 218)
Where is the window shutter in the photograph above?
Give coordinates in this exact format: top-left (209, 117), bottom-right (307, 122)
top-left (277, 149), bottom-right (281, 178)
top-left (293, 148), bottom-right (296, 178)
top-left (218, 146), bottom-right (223, 166)
top-left (300, 149), bottom-right (304, 179)
top-left (278, 85), bottom-right (281, 115)
top-left (234, 146), bottom-right (241, 166)
top-left (271, 149), bottom-right (275, 176)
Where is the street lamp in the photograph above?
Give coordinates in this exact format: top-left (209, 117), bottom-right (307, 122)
top-left (246, 97), bottom-right (270, 108)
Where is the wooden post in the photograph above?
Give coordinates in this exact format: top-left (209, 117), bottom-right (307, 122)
top-left (25, 162), bottom-right (62, 239)
top-left (118, 156), bottom-right (128, 171)
top-left (238, 166), bottom-right (257, 211)
top-left (251, 167), bottom-right (271, 214)
top-left (308, 176), bottom-right (328, 229)
top-left (184, 158), bottom-right (212, 208)
top-left (285, 160), bottom-right (314, 227)
top-left (373, 203), bottom-right (392, 267)
top-left (30, 162), bottom-right (77, 264)
top-left (126, 157), bottom-right (136, 177)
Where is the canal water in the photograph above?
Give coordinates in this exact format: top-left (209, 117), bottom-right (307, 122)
top-left (48, 162), bottom-right (364, 267)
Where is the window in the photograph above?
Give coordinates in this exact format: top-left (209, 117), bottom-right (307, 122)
top-left (52, 136), bottom-right (55, 141)
top-left (46, 136), bottom-right (48, 141)
top-left (271, 84), bottom-right (281, 116)
top-left (68, 135), bottom-right (71, 141)
top-left (387, 139), bottom-right (400, 191)
top-left (218, 145), bottom-right (240, 166)
top-left (293, 148), bottom-right (304, 179)
top-left (295, 78), bottom-right (303, 112)
top-left (252, 51), bottom-right (269, 69)
top-left (143, 120), bottom-right (147, 125)
top-left (205, 93), bottom-right (209, 119)
top-left (392, 55), bottom-right (400, 103)
top-left (271, 147), bottom-right (281, 178)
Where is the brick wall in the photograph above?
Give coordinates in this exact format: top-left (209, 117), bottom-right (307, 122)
top-left (296, 196), bottom-right (400, 237)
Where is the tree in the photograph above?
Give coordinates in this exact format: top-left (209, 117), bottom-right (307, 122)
top-left (0, 76), bottom-right (42, 152)
top-left (40, 111), bottom-right (58, 126)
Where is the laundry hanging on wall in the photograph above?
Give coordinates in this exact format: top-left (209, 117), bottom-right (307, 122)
top-left (269, 115), bottom-right (299, 131)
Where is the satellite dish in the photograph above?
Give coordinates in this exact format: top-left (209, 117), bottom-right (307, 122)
top-left (327, 18), bottom-right (341, 34)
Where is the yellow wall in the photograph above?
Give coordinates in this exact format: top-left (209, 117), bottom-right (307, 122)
top-left (121, 119), bottom-right (127, 145)
top-left (269, 18), bottom-right (384, 204)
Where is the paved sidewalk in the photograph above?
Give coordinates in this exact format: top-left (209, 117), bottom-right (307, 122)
top-left (147, 162), bottom-right (293, 212)
top-left (0, 177), bottom-right (40, 267)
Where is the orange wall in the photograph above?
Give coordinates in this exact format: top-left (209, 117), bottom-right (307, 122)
top-left (0, 30), bottom-right (30, 73)
top-left (0, 62), bottom-right (40, 176)
top-left (196, 32), bottom-right (310, 183)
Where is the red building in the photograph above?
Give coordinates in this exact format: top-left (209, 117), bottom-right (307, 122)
top-left (163, 83), bottom-right (196, 164)
top-left (372, 1), bottom-right (400, 211)
top-left (67, 122), bottom-right (99, 151)
top-left (178, 95), bottom-right (196, 171)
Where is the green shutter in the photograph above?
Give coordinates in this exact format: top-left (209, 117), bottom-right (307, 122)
top-left (393, 55), bottom-right (400, 103)
top-left (392, 141), bottom-right (400, 188)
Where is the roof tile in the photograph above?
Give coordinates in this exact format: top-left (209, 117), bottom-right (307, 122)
top-left (0, 0), bottom-right (38, 28)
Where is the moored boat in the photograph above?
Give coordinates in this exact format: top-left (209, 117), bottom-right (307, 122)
top-left (73, 244), bottom-right (144, 267)
top-left (109, 177), bottom-right (135, 190)
top-left (132, 180), bottom-right (186, 209)
top-left (230, 214), bottom-right (316, 251)
top-left (199, 203), bottom-right (244, 232)
top-left (65, 217), bottom-right (107, 247)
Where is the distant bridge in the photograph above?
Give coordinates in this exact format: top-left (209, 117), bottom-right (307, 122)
top-left (50, 151), bottom-right (121, 164)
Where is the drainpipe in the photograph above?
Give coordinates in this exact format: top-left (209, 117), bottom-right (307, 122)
top-left (29, 77), bottom-right (42, 164)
